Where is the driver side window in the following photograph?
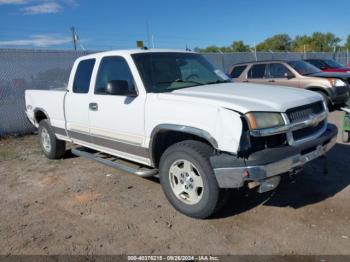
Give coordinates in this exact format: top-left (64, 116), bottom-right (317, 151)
top-left (268, 63), bottom-right (292, 78)
top-left (95, 56), bottom-right (135, 94)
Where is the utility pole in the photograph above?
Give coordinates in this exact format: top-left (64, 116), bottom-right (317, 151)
top-left (70, 26), bottom-right (77, 51)
top-left (151, 34), bottom-right (155, 48)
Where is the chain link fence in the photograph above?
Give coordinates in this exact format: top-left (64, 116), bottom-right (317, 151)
top-left (202, 51), bottom-right (349, 71)
top-left (0, 49), bottom-right (92, 136)
top-left (1, 49), bottom-right (349, 136)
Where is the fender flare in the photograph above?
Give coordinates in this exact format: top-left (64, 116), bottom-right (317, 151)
top-left (305, 86), bottom-right (332, 97)
top-left (149, 124), bottom-right (219, 166)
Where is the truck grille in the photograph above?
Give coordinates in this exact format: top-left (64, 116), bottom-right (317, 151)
top-left (292, 120), bottom-right (325, 140)
top-left (286, 101), bottom-right (326, 141)
top-left (286, 101), bottom-right (324, 123)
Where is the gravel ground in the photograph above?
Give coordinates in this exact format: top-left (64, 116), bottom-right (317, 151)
top-left (0, 110), bottom-right (349, 255)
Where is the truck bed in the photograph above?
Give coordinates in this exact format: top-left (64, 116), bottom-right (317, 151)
top-left (25, 89), bottom-right (66, 129)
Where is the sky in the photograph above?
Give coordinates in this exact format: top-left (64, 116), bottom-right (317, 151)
top-left (0, 0), bottom-right (350, 51)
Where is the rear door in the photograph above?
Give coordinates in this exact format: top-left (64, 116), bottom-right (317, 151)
top-left (266, 63), bottom-right (299, 88)
top-left (88, 55), bottom-right (148, 164)
top-left (65, 58), bottom-right (95, 143)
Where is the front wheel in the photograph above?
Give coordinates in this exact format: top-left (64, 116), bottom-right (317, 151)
top-left (159, 140), bottom-right (225, 219)
top-left (38, 120), bottom-right (66, 159)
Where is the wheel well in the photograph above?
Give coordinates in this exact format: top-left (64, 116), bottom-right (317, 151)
top-left (306, 87), bottom-right (329, 97)
top-left (34, 110), bottom-right (48, 124)
top-left (151, 130), bottom-right (213, 168)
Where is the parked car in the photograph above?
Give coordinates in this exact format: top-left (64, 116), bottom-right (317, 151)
top-left (25, 50), bottom-right (337, 218)
top-left (304, 58), bottom-right (350, 73)
top-left (229, 60), bottom-right (349, 106)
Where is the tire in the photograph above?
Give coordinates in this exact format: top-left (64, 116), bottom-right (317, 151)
top-left (38, 119), bottom-right (66, 159)
top-left (159, 140), bottom-right (225, 219)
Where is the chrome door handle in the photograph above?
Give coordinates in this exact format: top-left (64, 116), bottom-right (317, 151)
top-left (89, 102), bottom-right (98, 111)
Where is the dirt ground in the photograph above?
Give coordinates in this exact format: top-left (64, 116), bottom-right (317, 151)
top-left (0, 111), bottom-right (349, 256)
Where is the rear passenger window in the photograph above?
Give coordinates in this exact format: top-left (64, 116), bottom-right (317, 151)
top-left (248, 64), bottom-right (267, 79)
top-left (73, 59), bottom-right (95, 94)
top-left (230, 65), bottom-right (247, 78)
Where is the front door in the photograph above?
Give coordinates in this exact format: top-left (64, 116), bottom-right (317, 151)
top-left (88, 56), bottom-right (148, 164)
top-left (266, 63), bottom-right (300, 88)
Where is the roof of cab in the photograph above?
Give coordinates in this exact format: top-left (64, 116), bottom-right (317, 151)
top-left (76, 48), bottom-right (195, 61)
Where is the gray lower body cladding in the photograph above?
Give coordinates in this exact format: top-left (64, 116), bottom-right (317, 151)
top-left (53, 127), bottom-right (149, 158)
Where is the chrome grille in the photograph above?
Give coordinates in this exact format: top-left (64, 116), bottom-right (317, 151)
top-left (292, 120), bottom-right (325, 140)
top-left (286, 101), bottom-right (324, 123)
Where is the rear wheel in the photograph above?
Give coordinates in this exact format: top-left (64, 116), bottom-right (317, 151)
top-left (159, 140), bottom-right (226, 219)
top-left (38, 120), bottom-right (66, 159)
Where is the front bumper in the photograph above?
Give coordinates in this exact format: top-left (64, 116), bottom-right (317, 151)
top-left (210, 123), bottom-right (338, 189)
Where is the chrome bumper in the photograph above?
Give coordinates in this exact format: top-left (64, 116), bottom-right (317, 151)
top-left (212, 124), bottom-right (337, 189)
top-left (243, 134), bottom-right (336, 180)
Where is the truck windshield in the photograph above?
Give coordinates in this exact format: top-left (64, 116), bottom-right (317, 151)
top-left (287, 60), bottom-right (321, 75)
top-left (132, 52), bottom-right (230, 93)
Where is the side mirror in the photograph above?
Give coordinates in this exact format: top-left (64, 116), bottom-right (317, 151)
top-left (284, 72), bottom-right (294, 79)
top-left (106, 80), bottom-right (137, 97)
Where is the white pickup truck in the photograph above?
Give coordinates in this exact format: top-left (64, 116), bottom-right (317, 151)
top-left (25, 49), bottom-right (337, 218)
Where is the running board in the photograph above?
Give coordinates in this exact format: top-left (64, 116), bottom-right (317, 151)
top-left (71, 147), bottom-right (158, 177)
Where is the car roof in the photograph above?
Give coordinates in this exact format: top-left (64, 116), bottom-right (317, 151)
top-left (76, 48), bottom-right (196, 61)
top-left (231, 60), bottom-right (297, 66)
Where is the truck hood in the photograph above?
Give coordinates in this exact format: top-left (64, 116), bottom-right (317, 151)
top-left (158, 83), bottom-right (322, 114)
top-left (310, 71), bottom-right (350, 81)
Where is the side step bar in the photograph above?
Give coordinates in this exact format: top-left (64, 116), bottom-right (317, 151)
top-left (71, 147), bottom-right (158, 177)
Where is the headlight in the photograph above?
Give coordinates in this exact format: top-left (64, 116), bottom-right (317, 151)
top-left (327, 78), bottom-right (346, 87)
top-left (245, 112), bottom-right (285, 130)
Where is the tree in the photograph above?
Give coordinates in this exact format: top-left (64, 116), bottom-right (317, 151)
top-left (310, 32), bottom-right (341, 52)
top-left (293, 32), bottom-right (341, 52)
top-left (194, 45), bottom-right (221, 53)
top-left (345, 35), bottom-right (350, 50)
top-left (256, 34), bottom-right (292, 51)
top-left (230, 41), bottom-right (250, 52)
top-left (195, 32), bottom-right (344, 53)
top-left (292, 35), bottom-right (312, 52)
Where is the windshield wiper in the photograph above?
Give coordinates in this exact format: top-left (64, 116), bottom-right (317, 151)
top-left (174, 79), bottom-right (204, 85)
top-left (155, 79), bottom-right (204, 86)
top-left (205, 79), bottom-right (231, 85)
